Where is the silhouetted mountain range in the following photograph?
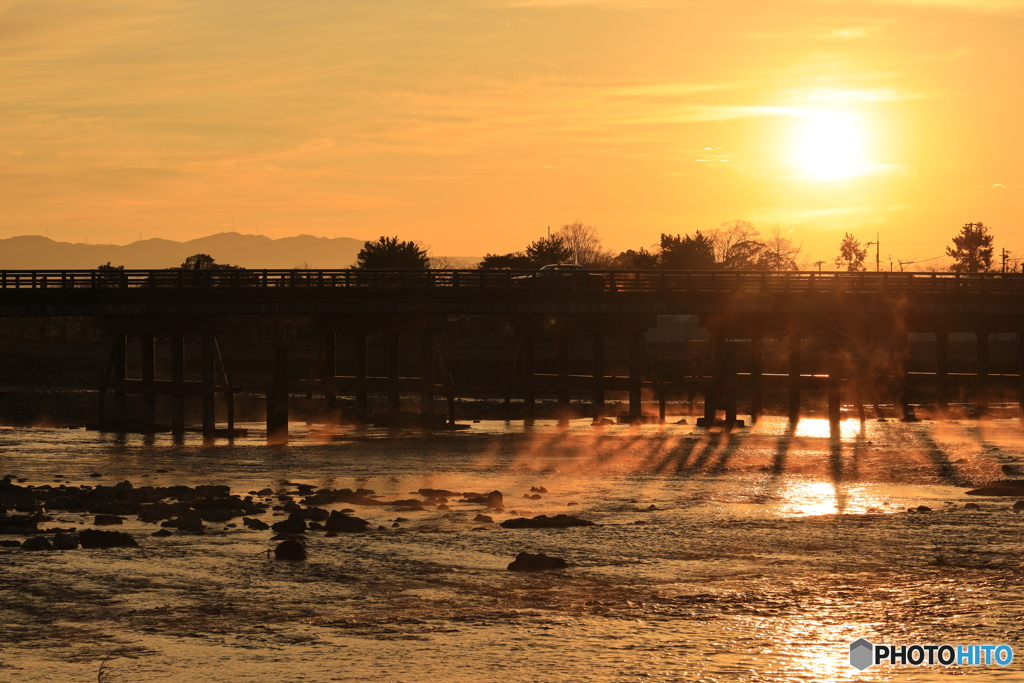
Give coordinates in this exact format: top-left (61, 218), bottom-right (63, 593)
top-left (0, 233), bottom-right (479, 270)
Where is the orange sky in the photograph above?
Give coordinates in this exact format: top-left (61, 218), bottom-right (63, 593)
top-left (1, 0), bottom-right (1021, 266)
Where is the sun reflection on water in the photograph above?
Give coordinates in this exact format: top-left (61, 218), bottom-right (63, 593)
top-left (793, 418), bottom-right (863, 440)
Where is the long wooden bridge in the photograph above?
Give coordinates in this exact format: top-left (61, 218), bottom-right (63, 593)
top-left (2, 268), bottom-right (1023, 438)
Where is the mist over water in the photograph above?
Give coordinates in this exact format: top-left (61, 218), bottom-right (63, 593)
top-left (2, 417), bottom-right (1022, 682)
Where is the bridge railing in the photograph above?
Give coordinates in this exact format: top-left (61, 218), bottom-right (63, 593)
top-left (2, 268), bottom-right (1024, 294)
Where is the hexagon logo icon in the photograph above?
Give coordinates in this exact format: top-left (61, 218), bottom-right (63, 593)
top-left (849, 638), bottom-right (874, 671)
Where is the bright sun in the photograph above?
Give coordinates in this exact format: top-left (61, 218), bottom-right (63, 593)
top-left (792, 113), bottom-right (871, 181)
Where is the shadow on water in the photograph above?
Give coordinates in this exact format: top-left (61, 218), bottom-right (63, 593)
top-left (828, 422), bottom-right (849, 513)
top-left (750, 424), bottom-right (794, 505)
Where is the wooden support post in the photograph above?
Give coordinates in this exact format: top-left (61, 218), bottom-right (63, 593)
top-left (724, 341), bottom-right (738, 426)
top-left (1018, 329), bottom-right (1024, 420)
top-left (267, 346), bottom-right (289, 444)
top-left (936, 330), bottom-right (949, 415)
top-left (113, 333), bottom-right (127, 422)
top-left (628, 329), bottom-right (643, 423)
top-left (827, 326), bottom-right (841, 426)
top-left (212, 336), bottom-right (234, 434)
top-left (896, 331), bottom-right (912, 421)
top-left (171, 335), bottom-right (185, 437)
top-left (788, 328), bottom-right (801, 424)
top-left (387, 332), bottom-right (401, 414)
top-left (750, 331), bottom-right (763, 424)
top-left (201, 333), bottom-right (216, 438)
top-left (355, 332), bottom-right (368, 417)
top-left (141, 334), bottom-right (156, 431)
top-left (592, 331), bottom-right (605, 422)
top-left (557, 327), bottom-right (570, 423)
top-left (421, 331), bottom-right (435, 418)
top-left (324, 327), bottom-right (337, 423)
top-left (976, 329), bottom-right (990, 416)
top-left (852, 334), bottom-right (867, 424)
top-left (703, 329), bottom-right (726, 425)
top-left (523, 327), bottom-right (535, 423)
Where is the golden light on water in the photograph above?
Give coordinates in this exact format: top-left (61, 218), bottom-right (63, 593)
top-left (793, 418), bottom-right (863, 440)
top-left (791, 113), bottom-right (873, 181)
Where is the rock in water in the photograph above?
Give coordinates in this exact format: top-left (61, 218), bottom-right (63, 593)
top-left (500, 514), bottom-right (596, 529)
top-left (93, 514), bottom-right (124, 526)
top-left (22, 536), bottom-right (53, 551)
top-left (52, 533), bottom-right (79, 550)
top-left (271, 513), bottom-right (307, 534)
top-left (243, 517), bottom-right (270, 530)
top-left (473, 513), bottom-right (494, 523)
top-left (324, 510), bottom-right (370, 533)
top-left (486, 490), bottom-right (504, 509)
top-left (79, 529), bottom-right (139, 548)
top-left (507, 552), bottom-right (568, 571)
top-left (274, 539), bottom-right (307, 561)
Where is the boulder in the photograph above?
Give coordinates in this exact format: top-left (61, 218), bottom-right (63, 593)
top-left (79, 529), bottom-right (139, 549)
top-left (500, 514), bottom-right (596, 529)
top-left (271, 514), bottom-right (307, 534)
top-left (486, 491), bottom-right (504, 509)
top-left (324, 510), bottom-right (370, 533)
top-left (273, 539), bottom-right (307, 561)
top-left (151, 529), bottom-right (173, 537)
top-left (1014, 500), bottom-right (1024, 511)
top-left (0, 539), bottom-right (22, 548)
top-left (93, 515), bottom-right (124, 526)
top-left (473, 514), bottom-right (494, 523)
top-left (964, 502), bottom-right (981, 510)
top-left (52, 533), bottom-right (79, 550)
top-left (243, 517), bottom-right (270, 531)
top-left (507, 552), bottom-right (568, 572)
top-left (22, 536), bottom-right (53, 551)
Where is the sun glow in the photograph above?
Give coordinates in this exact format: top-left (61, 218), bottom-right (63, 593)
top-left (792, 113), bottom-right (872, 181)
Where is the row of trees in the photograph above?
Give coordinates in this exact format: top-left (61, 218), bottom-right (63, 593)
top-left (108, 221), bottom-right (1001, 273)
top-left (834, 222), bottom-right (998, 273)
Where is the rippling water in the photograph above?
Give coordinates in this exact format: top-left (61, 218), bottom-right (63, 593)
top-left (2, 417), bottom-right (1022, 682)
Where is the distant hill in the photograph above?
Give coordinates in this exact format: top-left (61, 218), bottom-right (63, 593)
top-left (0, 233), bottom-right (480, 270)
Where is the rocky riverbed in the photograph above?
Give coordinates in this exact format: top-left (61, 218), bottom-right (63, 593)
top-left (2, 417), bottom-right (1023, 682)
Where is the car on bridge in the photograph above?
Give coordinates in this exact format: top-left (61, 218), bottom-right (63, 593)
top-left (511, 263), bottom-right (606, 289)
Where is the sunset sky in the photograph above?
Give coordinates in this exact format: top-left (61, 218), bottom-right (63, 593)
top-left (1, 0), bottom-right (1021, 266)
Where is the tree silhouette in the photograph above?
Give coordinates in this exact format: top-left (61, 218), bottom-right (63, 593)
top-left (755, 228), bottom-right (802, 271)
top-left (946, 222), bottom-right (994, 273)
top-left (525, 235), bottom-right (572, 266)
top-left (609, 248), bottom-right (659, 269)
top-left (659, 232), bottom-right (716, 270)
top-left (478, 252), bottom-right (533, 269)
top-left (712, 220), bottom-right (765, 270)
top-left (355, 236), bottom-right (429, 269)
top-left (834, 233), bottom-right (867, 272)
top-left (553, 222), bottom-right (608, 268)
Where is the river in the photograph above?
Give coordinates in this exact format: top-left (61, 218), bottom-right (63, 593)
top-left (1, 417), bottom-right (1022, 682)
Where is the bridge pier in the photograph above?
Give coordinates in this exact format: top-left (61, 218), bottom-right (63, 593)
top-left (97, 326), bottom-right (238, 437)
top-left (788, 328), bottom-right (801, 424)
top-left (592, 331), bottom-right (605, 422)
top-left (750, 331), bottom-right (763, 423)
top-left (827, 326), bottom-right (841, 426)
top-left (976, 329), bottom-right (990, 416)
top-left (267, 345), bottom-right (289, 444)
top-left (936, 330), bottom-right (949, 415)
top-left (557, 329), bottom-right (571, 424)
top-left (305, 318), bottom-right (455, 428)
top-left (628, 329), bottom-right (643, 423)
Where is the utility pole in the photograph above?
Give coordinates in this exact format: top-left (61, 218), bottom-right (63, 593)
top-left (866, 234), bottom-right (881, 272)
top-left (814, 260), bottom-right (825, 272)
top-left (1001, 248), bottom-right (1009, 273)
